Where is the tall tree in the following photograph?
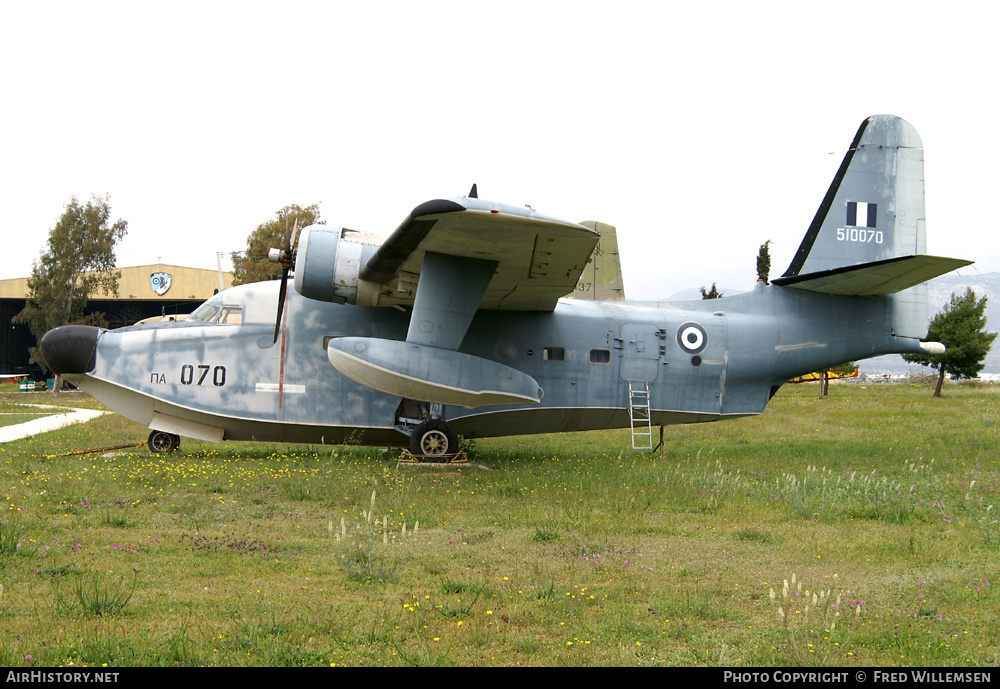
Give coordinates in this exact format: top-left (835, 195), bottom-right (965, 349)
top-left (14, 195), bottom-right (128, 374)
top-left (902, 288), bottom-right (997, 397)
top-left (818, 360), bottom-right (858, 398)
top-left (756, 240), bottom-right (771, 285)
top-left (700, 283), bottom-right (723, 299)
top-left (232, 204), bottom-right (323, 286)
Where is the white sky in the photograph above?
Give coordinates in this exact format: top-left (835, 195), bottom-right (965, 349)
top-left (2, 1), bottom-right (997, 300)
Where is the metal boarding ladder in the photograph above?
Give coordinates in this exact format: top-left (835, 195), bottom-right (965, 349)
top-left (628, 381), bottom-right (653, 450)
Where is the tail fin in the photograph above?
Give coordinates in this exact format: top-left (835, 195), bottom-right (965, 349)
top-left (782, 115), bottom-right (929, 277)
top-left (567, 221), bottom-right (626, 301)
top-left (773, 115), bottom-right (971, 338)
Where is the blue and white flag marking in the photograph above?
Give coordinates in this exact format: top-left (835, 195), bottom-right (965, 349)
top-left (846, 202), bottom-right (877, 228)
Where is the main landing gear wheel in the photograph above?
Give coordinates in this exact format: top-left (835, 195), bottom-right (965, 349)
top-left (409, 419), bottom-right (458, 460)
top-left (148, 430), bottom-right (180, 454)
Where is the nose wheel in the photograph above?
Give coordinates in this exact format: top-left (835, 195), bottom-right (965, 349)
top-left (148, 430), bottom-right (180, 454)
top-left (408, 419), bottom-right (458, 460)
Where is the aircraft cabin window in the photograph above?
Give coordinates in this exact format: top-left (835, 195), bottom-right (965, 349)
top-left (589, 348), bottom-right (611, 364)
top-left (542, 346), bottom-right (565, 362)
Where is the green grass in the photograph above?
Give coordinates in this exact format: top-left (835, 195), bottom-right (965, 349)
top-left (0, 383), bottom-right (998, 666)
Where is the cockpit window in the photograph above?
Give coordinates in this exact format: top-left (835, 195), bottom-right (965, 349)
top-left (219, 306), bottom-right (243, 325)
top-left (187, 301), bottom-right (243, 325)
top-left (188, 302), bottom-right (221, 323)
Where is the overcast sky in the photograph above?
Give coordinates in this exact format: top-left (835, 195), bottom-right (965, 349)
top-left (2, 1), bottom-right (996, 300)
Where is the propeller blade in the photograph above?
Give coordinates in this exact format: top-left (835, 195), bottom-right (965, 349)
top-left (273, 264), bottom-right (289, 343)
top-left (272, 217), bottom-right (300, 343)
top-left (289, 219), bottom-right (300, 255)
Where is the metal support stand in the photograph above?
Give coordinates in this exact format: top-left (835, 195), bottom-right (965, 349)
top-left (399, 449), bottom-right (468, 464)
top-left (650, 425), bottom-right (675, 458)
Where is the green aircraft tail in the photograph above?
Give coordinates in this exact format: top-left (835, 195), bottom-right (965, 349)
top-left (567, 220), bottom-right (626, 302)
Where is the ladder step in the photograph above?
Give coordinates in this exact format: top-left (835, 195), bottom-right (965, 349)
top-left (628, 380), bottom-right (653, 450)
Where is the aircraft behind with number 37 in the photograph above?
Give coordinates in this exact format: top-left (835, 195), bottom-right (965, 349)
top-left (41, 115), bottom-right (970, 457)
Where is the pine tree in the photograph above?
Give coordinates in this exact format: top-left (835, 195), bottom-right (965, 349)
top-left (902, 288), bottom-right (997, 397)
top-left (700, 283), bottom-right (723, 299)
top-left (756, 240), bottom-right (771, 285)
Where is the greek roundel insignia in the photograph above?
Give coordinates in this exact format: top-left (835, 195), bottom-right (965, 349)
top-left (150, 272), bottom-right (172, 296)
top-left (676, 322), bottom-right (707, 354)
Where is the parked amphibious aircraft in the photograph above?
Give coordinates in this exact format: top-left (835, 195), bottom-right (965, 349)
top-left (41, 115), bottom-right (970, 456)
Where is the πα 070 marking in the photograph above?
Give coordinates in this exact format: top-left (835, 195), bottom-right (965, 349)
top-left (180, 364), bottom-right (227, 386)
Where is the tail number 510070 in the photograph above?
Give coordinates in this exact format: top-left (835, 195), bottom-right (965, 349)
top-left (180, 364), bottom-right (227, 387)
top-left (836, 227), bottom-right (883, 243)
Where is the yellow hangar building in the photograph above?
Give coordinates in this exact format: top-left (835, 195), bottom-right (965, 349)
top-left (1, 264), bottom-right (234, 376)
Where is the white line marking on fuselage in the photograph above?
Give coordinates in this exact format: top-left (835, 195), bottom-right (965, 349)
top-left (255, 383), bottom-right (306, 394)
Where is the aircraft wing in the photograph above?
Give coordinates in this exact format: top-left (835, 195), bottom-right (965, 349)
top-left (309, 195), bottom-right (601, 405)
top-left (359, 198), bottom-right (600, 311)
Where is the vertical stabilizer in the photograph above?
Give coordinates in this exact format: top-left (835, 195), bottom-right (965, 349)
top-left (568, 221), bottom-right (626, 301)
top-left (777, 115), bottom-right (952, 340)
top-left (783, 115), bottom-right (926, 278)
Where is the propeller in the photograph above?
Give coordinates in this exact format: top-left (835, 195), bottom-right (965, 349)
top-left (268, 217), bottom-right (299, 343)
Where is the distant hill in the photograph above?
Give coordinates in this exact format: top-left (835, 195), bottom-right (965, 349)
top-left (664, 272), bottom-right (1000, 374)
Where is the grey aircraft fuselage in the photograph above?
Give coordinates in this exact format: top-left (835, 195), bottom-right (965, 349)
top-left (65, 277), bottom-right (919, 446)
top-left (42, 115), bottom-right (969, 452)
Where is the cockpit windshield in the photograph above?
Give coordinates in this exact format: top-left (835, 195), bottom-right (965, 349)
top-left (187, 299), bottom-right (243, 325)
top-left (188, 302), bottom-right (220, 323)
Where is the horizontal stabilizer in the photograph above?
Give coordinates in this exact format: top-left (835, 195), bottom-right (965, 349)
top-left (772, 254), bottom-right (972, 296)
top-left (327, 337), bottom-right (542, 408)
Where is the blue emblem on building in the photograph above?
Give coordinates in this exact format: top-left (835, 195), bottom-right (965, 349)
top-left (150, 272), bottom-right (172, 296)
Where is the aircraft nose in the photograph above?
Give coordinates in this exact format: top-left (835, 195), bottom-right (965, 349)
top-left (39, 325), bottom-right (101, 375)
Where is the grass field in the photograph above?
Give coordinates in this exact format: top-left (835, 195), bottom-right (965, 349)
top-left (0, 382), bottom-right (997, 667)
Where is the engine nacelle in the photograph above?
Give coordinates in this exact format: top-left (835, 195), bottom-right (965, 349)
top-left (293, 225), bottom-right (381, 304)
